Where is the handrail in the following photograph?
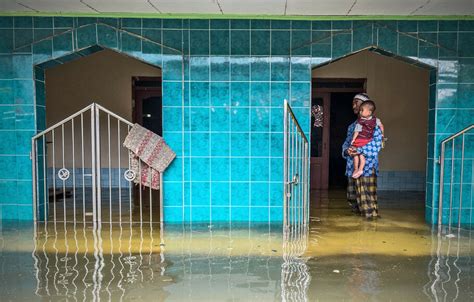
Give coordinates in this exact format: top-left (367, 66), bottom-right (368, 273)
top-left (32, 103), bottom-right (94, 140)
top-left (439, 124), bottom-right (474, 146)
top-left (284, 100), bottom-right (309, 144)
top-left (438, 123), bottom-right (474, 227)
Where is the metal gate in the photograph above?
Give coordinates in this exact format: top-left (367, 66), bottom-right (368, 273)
top-left (283, 99), bottom-right (310, 231)
top-left (31, 103), bottom-right (162, 224)
top-left (438, 124), bottom-right (474, 229)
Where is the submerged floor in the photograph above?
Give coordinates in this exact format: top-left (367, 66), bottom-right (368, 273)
top-left (0, 191), bottom-right (473, 301)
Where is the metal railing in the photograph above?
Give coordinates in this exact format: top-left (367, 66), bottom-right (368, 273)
top-left (283, 99), bottom-right (310, 231)
top-left (438, 124), bottom-right (474, 228)
top-left (31, 103), bottom-right (163, 224)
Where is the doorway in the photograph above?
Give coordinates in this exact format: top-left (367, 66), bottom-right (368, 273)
top-left (132, 76), bottom-right (163, 134)
top-left (39, 49), bottom-right (163, 223)
top-left (132, 76), bottom-right (163, 218)
top-left (310, 78), bottom-right (366, 190)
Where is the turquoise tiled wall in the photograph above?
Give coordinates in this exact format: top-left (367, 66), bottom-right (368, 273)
top-left (378, 171), bottom-right (426, 191)
top-left (0, 16), bottom-right (473, 224)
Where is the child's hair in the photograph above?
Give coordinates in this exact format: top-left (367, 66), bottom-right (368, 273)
top-left (360, 100), bottom-right (376, 113)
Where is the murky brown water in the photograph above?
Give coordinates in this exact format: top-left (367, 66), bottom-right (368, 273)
top-left (0, 191), bottom-right (473, 301)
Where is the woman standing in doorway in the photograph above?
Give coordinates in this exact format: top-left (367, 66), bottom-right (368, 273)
top-left (341, 93), bottom-right (383, 219)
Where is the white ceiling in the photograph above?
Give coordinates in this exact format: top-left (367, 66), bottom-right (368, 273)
top-left (0, 0), bottom-right (473, 15)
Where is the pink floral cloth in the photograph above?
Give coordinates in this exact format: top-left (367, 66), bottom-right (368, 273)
top-left (123, 124), bottom-right (176, 189)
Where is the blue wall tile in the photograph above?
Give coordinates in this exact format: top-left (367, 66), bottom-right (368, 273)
top-left (230, 57), bottom-right (250, 81)
top-left (211, 82), bottom-right (230, 106)
top-left (231, 183), bottom-right (249, 206)
top-left (230, 30), bottom-right (250, 55)
top-left (251, 30), bottom-right (270, 55)
top-left (211, 182), bottom-right (229, 206)
top-left (231, 158), bottom-right (249, 181)
top-left (210, 57), bottom-right (230, 81)
top-left (231, 82), bottom-right (250, 105)
top-left (211, 133), bottom-right (230, 156)
top-left (190, 81), bottom-right (210, 106)
top-left (0, 16), bottom-right (470, 225)
top-left (230, 133), bottom-right (249, 156)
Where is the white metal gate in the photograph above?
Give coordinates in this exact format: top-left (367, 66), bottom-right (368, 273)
top-left (438, 124), bottom-right (474, 229)
top-left (283, 99), bottom-right (310, 231)
top-left (31, 103), bottom-right (162, 224)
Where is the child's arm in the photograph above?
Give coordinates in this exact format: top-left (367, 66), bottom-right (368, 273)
top-left (351, 131), bottom-right (359, 145)
top-left (351, 123), bottom-right (362, 144)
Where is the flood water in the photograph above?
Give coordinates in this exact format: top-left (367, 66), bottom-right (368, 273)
top-left (0, 191), bottom-right (473, 301)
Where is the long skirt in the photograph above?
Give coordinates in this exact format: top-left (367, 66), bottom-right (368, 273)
top-left (347, 174), bottom-right (378, 218)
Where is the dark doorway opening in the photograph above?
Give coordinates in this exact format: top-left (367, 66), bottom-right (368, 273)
top-left (132, 76), bottom-right (163, 218)
top-left (328, 92), bottom-right (358, 189)
top-left (132, 76), bottom-right (163, 135)
top-left (311, 78), bottom-right (365, 190)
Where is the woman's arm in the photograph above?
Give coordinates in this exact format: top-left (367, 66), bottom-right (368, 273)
top-left (356, 126), bottom-right (383, 157)
top-left (342, 123), bottom-right (355, 159)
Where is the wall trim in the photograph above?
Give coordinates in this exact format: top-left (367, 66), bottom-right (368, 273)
top-left (0, 12), bottom-right (474, 20)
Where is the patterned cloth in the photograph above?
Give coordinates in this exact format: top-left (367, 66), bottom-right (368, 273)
top-left (124, 123), bottom-right (176, 189)
top-left (342, 120), bottom-right (383, 177)
top-left (347, 175), bottom-right (379, 218)
top-left (311, 105), bottom-right (324, 127)
top-left (354, 116), bottom-right (377, 140)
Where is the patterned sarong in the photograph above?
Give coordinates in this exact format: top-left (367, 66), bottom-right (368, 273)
top-left (123, 123), bottom-right (176, 189)
top-left (347, 175), bottom-right (378, 218)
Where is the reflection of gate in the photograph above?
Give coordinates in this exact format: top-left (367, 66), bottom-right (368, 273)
top-left (31, 103), bottom-right (162, 224)
top-left (283, 100), bottom-right (310, 230)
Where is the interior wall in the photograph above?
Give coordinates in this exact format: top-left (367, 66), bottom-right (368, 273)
top-left (45, 49), bottom-right (162, 168)
top-left (313, 50), bottom-right (430, 173)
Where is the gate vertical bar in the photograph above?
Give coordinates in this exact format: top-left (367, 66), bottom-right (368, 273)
top-left (72, 119), bottom-right (76, 224)
top-left (81, 114), bottom-right (85, 224)
top-left (107, 115), bottom-right (111, 223)
top-left (52, 129), bottom-right (56, 223)
top-left (448, 139), bottom-right (455, 231)
top-left (91, 105), bottom-right (97, 224)
top-left (117, 120), bottom-right (122, 223)
top-left (32, 138), bottom-right (37, 222)
top-left (61, 124), bottom-right (66, 221)
top-left (438, 141), bottom-right (446, 226)
top-left (95, 104), bottom-right (102, 224)
top-left (43, 136), bottom-right (47, 222)
top-left (283, 100), bottom-right (288, 229)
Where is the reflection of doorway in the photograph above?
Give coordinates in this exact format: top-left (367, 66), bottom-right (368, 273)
top-left (132, 76), bottom-right (162, 217)
top-left (310, 78), bottom-right (365, 190)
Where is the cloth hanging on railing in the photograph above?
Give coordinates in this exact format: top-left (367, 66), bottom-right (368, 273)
top-left (123, 123), bottom-right (176, 189)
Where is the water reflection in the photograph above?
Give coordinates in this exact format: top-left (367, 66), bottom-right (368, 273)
top-left (32, 223), bottom-right (160, 301)
top-left (281, 226), bottom-right (311, 302)
top-left (30, 222), bottom-right (311, 301)
top-left (423, 227), bottom-right (473, 302)
top-left (26, 220), bottom-right (474, 301)
top-left (2, 193), bottom-right (473, 301)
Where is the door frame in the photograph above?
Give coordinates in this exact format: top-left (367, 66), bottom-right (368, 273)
top-left (311, 78), bottom-right (366, 190)
top-left (310, 92), bottom-right (331, 190)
